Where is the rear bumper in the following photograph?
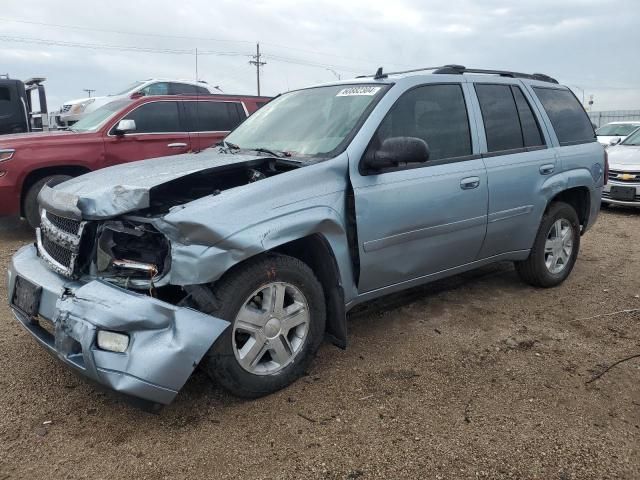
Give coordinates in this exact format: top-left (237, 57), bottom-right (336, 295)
top-left (7, 244), bottom-right (229, 406)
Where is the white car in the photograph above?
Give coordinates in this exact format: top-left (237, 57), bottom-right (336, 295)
top-left (595, 121), bottom-right (640, 146)
top-left (602, 128), bottom-right (640, 207)
top-left (56, 79), bottom-right (216, 127)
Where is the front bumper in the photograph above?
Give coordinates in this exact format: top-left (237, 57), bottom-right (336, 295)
top-left (7, 244), bottom-right (229, 406)
top-left (602, 181), bottom-right (640, 207)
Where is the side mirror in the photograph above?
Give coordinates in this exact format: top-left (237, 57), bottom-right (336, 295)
top-left (114, 119), bottom-right (136, 135)
top-left (609, 137), bottom-right (621, 146)
top-left (365, 137), bottom-right (430, 171)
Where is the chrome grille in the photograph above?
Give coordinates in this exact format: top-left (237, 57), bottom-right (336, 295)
top-left (61, 104), bottom-right (72, 112)
top-left (40, 234), bottom-right (73, 266)
top-left (46, 211), bottom-right (81, 235)
top-left (37, 210), bottom-right (86, 277)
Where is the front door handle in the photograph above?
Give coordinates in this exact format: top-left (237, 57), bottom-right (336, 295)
top-left (167, 142), bottom-right (188, 148)
top-left (539, 164), bottom-right (555, 175)
top-left (460, 176), bottom-right (480, 190)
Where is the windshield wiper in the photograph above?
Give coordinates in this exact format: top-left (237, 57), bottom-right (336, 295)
top-left (251, 147), bottom-right (290, 158)
top-left (215, 140), bottom-right (241, 150)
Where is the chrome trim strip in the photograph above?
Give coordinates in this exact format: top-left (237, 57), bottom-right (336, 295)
top-left (363, 215), bottom-right (487, 253)
top-left (488, 205), bottom-right (534, 223)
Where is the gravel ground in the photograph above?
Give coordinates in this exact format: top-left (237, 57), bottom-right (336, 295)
top-left (0, 208), bottom-right (638, 480)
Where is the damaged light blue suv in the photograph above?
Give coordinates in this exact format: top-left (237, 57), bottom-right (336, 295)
top-left (8, 65), bottom-right (605, 408)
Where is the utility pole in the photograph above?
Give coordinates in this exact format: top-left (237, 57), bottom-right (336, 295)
top-left (83, 89), bottom-right (95, 98)
top-left (249, 43), bottom-right (266, 96)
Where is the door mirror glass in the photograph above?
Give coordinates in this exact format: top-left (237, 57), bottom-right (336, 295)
top-left (115, 119), bottom-right (136, 135)
top-left (609, 136), bottom-right (621, 146)
top-left (366, 137), bottom-right (430, 170)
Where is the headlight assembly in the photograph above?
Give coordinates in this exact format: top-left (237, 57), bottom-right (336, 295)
top-left (96, 220), bottom-right (170, 284)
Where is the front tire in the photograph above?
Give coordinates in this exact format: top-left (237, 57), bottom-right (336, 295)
top-left (515, 201), bottom-right (581, 288)
top-left (24, 175), bottom-right (72, 228)
top-left (202, 254), bottom-right (326, 398)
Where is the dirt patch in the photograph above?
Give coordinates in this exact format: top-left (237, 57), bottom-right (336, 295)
top-left (0, 208), bottom-right (639, 479)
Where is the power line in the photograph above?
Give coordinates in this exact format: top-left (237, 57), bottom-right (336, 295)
top-left (0, 34), bottom-right (248, 56)
top-left (0, 15), bottom-right (412, 69)
top-left (0, 16), bottom-right (255, 45)
top-left (0, 34), bottom-right (370, 75)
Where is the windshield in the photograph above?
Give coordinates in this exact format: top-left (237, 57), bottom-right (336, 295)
top-left (621, 128), bottom-right (640, 146)
top-left (596, 123), bottom-right (640, 136)
top-left (224, 84), bottom-right (387, 156)
top-left (70, 99), bottom-right (132, 132)
top-left (111, 81), bottom-right (146, 96)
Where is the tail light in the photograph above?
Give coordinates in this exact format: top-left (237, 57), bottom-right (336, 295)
top-left (603, 149), bottom-right (609, 185)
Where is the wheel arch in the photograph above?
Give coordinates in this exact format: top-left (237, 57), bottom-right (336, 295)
top-left (271, 234), bottom-right (348, 348)
top-left (546, 186), bottom-right (591, 233)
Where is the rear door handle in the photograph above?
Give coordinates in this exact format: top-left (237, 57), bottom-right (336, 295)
top-left (167, 142), bottom-right (188, 148)
top-left (460, 176), bottom-right (480, 190)
top-left (539, 164), bottom-right (555, 175)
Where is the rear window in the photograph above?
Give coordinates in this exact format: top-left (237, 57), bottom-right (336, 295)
top-left (533, 87), bottom-right (595, 146)
top-left (0, 87), bottom-right (11, 116)
top-left (0, 86), bottom-right (10, 102)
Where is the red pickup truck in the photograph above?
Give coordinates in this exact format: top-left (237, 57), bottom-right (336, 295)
top-left (0, 93), bottom-right (270, 227)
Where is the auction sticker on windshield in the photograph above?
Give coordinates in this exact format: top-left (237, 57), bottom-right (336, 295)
top-left (336, 86), bottom-right (381, 96)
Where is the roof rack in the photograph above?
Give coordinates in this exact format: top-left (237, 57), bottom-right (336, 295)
top-left (358, 65), bottom-right (558, 84)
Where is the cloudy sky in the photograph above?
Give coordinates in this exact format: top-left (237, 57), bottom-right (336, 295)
top-left (1, 0), bottom-right (639, 111)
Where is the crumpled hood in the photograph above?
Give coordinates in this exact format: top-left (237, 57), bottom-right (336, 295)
top-left (38, 150), bottom-right (268, 219)
top-left (607, 145), bottom-right (640, 169)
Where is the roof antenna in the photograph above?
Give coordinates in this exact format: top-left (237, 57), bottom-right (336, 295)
top-left (374, 67), bottom-right (387, 80)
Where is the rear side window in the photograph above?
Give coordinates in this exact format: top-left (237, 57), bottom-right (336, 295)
top-left (476, 84), bottom-right (545, 152)
top-left (475, 84), bottom-right (523, 152)
top-left (185, 101), bottom-right (244, 131)
top-left (372, 84), bottom-right (472, 161)
top-left (119, 101), bottom-right (182, 133)
top-left (0, 87), bottom-right (10, 102)
top-left (533, 87), bottom-right (595, 146)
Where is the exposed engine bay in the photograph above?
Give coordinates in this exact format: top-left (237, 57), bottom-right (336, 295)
top-left (76, 158), bottom-right (303, 289)
top-left (145, 158), bottom-right (301, 214)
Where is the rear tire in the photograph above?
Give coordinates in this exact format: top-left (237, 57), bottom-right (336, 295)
top-left (24, 175), bottom-right (72, 229)
top-left (515, 201), bottom-right (580, 288)
top-left (201, 254), bottom-right (326, 398)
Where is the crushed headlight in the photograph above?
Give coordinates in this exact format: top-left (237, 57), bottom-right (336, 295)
top-left (96, 220), bottom-right (170, 282)
top-left (97, 330), bottom-right (129, 353)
